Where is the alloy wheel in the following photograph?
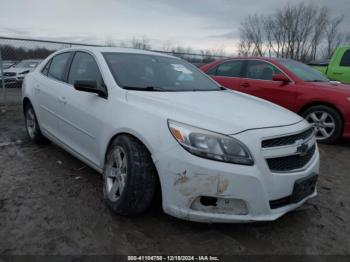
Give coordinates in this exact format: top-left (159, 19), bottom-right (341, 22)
top-left (105, 146), bottom-right (128, 202)
top-left (306, 111), bottom-right (336, 141)
top-left (26, 107), bottom-right (36, 139)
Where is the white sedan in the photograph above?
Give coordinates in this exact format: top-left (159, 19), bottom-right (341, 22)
top-left (22, 47), bottom-right (319, 223)
top-left (2, 59), bottom-right (42, 86)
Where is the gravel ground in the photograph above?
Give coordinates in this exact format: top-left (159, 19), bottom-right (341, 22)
top-left (0, 103), bottom-right (350, 258)
top-left (0, 87), bottom-right (22, 107)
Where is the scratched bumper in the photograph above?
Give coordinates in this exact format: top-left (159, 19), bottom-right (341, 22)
top-left (154, 121), bottom-right (320, 223)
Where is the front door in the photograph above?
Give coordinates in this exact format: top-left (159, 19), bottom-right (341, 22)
top-left (58, 51), bottom-right (108, 166)
top-left (237, 60), bottom-right (297, 111)
top-left (327, 49), bottom-right (350, 84)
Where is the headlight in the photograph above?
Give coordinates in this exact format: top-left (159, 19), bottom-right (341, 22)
top-left (19, 70), bottom-right (30, 75)
top-left (168, 120), bottom-right (254, 165)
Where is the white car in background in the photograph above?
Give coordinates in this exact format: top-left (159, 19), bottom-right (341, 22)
top-left (2, 60), bottom-right (18, 69)
top-left (2, 59), bottom-right (42, 86)
top-left (22, 47), bottom-right (319, 223)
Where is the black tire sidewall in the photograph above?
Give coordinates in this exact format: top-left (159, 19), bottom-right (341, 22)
top-left (103, 135), bottom-right (156, 215)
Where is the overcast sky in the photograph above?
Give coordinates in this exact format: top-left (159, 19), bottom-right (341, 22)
top-left (0, 0), bottom-right (349, 54)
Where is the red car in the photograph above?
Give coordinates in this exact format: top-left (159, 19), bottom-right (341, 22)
top-left (201, 57), bottom-right (350, 144)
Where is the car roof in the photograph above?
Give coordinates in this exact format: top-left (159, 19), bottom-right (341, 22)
top-left (59, 46), bottom-right (177, 59)
top-left (215, 56), bottom-right (284, 63)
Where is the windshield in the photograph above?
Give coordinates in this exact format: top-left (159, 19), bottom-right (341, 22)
top-left (279, 59), bottom-right (329, 82)
top-left (14, 61), bottom-right (39, 69)
top-left (103, 53), bottom-right (221, 91)
top-left (3, 62), bottom-right (16, 69)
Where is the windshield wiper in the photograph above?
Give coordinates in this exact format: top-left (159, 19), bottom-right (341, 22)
top-left (122, 86), bottom-right (166, 91)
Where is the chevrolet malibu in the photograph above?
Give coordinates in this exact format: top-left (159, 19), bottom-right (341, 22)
top-left (22, 47), bottom-right (320, 223)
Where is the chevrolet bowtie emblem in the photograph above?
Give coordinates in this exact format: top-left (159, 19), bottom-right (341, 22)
top-left (296, 142), bottom-right (309, 156)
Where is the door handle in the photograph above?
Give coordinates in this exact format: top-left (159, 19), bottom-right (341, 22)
top-left (59, 96), bottom-right (67, 105)
top-left (240, 82), bottom-right (250, 88)
top-left (34, 86), bottom-right (40, 92)
top-left (333, 72), bottom-right (343, 75)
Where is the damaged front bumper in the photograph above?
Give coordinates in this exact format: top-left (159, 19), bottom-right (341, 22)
top-left (153, 122), bottom-right (320, 223)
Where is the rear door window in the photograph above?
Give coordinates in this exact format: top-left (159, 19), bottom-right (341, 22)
top-left (47, 52), bottom-right (71, 81)
top-left (215, 60), bottom-right (244, 77)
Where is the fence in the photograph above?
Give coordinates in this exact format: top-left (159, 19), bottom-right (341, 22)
top-left (0, 36), bottom-right (228, 109)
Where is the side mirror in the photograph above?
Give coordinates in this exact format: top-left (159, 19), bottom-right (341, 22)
top-left (272, 74), bottom-right (290, 84)
top-left (74, 80), bottom-right (107, 98)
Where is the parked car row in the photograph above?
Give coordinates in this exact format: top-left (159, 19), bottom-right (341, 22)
top-left (201, 56), bottom-right (350, 144)
top-left (23, 47), bottom-right (319, 223)
top-left (0, 59), bottom-right (42, 87)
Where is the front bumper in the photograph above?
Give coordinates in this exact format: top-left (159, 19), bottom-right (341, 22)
top-left (1, 76), bottom-right (23, 86)
top-left (154, 121), bottom-right (320, 223)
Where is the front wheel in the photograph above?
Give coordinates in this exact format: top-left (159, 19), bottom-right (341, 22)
top-left (103, 135), bottom-right (157, 215)
top-left (302, 105), bottom-right (343, 144)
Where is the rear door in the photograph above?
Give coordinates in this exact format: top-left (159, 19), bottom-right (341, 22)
top-left (328, 49), bottom-right (350, 84)
top-left (237, 60), bottom-right (297, 111)
top-left (35, 52), bottom-right (73, 138)
top-left (209, 60), bottom-right (244, 90)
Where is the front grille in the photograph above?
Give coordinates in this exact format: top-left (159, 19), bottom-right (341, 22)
top-left (4, 72), bottom-right (16, 77)
top-left (262, 128), bottom-right (314, 148)
top-left (4, 78), bottom-right (16, 83)
top-left (266, 144), bottom-right (316, 172)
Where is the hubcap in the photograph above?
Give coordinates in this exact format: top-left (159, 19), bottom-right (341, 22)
top-left (306, 111), bottom-right (335, 141)
top-left (105, 146), bottom-right (127, 202)
top-left (26, 108), bottom-right (36, 139)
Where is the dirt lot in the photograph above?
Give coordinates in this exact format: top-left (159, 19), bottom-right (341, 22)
top-left (0, 100), bottom-right (350, 257)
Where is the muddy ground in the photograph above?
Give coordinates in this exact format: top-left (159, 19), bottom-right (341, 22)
top-left (0, 100), bottom-right (349, 257)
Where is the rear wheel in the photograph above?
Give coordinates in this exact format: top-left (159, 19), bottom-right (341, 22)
top-left (24, 103), bottom-right (46, 143)
top-left (302, 105), bottom-right (343, 144)
top-left (103, 135), bottom-right (157, 215)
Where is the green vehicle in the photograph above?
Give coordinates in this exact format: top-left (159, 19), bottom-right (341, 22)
top-left (309, 46), bottom-right (350, 84)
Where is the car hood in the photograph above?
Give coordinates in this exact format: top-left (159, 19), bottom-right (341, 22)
top-left (126, 90), bottom-right (303, 135)
top-left (310, 81), bottom-right (350, 92)
top-left (3, 67), bottom-right (33, 74)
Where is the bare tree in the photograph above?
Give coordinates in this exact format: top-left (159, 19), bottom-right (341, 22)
top-left (239, 14), bottom-right (265, 56)
top-left (309, 7), bottom-right (329, 60)
top-left (129, 37), bottom-right (151, 50)
top-left (105, 37), bottom-right (117, 47)
top-left (324, 15), bottom-right (344, 58)
top-left (238, 2), bottom-right (344, 62)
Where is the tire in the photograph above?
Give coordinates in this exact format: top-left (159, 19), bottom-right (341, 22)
top-left (302, 105), bottom-right (343, 144)
top-left (103, 135), bottom-right (157, 215)
top-left (24, 103), bottom-right (47, 143)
